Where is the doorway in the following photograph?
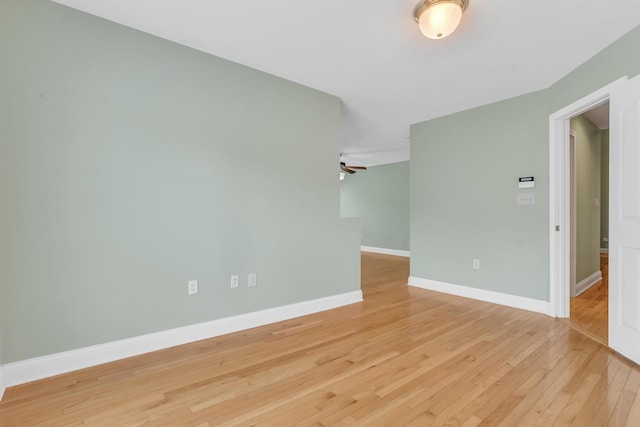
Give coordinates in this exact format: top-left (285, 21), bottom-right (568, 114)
top-left (548, 79), bottom-right (622, 320)
top-left (567, 104), bottom-right (610, 345)
top-left (550, 75), bottom-right (640, 365)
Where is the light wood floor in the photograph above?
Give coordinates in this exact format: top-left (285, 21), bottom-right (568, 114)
top-left (568, 253), bottom-right (609, 346)
top-left (1, 252), bottom-right (639, 426)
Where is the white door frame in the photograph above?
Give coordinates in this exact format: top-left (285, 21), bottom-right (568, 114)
top-left (548, 77), bottom-right (627, 318)
top-left (569, 129), bottom-right (577, 298)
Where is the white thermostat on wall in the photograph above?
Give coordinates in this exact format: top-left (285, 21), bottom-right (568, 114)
top-left (518, 177), bottom-right (535, 189)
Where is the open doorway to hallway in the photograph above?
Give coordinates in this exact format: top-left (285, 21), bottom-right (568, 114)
top-left (567, 103), bottom-right (610, 345)
top-left (550, 75), bottom-right (640, 364)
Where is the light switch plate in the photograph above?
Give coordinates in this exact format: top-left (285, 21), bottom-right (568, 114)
top-left (248, 273), bottom-right (257, 287)
top-left (517, 193), bottom-right (536, 206)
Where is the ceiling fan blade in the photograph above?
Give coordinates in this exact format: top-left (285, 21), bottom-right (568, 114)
top-left (346, 166), bottom-right (367, 170)
top-left (341, 167), bottom-right (356, 174)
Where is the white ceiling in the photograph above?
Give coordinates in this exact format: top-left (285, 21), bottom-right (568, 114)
top-left (52, 0), bottom-right (640, 166)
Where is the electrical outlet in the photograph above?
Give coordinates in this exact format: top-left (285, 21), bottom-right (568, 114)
top-left (230, 275), bottom-right (239, 289)
top-left (188, 280), bottom-right (198, 295)
top-left (473, 259), bottom-right (480, 269)
top-left (248, 273), bottom-right (257, 287)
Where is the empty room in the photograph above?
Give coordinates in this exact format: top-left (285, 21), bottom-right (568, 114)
top-left (2, 1), bottom-right (640, 425)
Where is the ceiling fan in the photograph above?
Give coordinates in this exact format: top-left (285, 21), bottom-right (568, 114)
top-left (340, 161), bottom-right (367, 175)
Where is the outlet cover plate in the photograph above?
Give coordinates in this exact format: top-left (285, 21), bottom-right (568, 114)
top-left (188, 280), bottom-right (198, 295)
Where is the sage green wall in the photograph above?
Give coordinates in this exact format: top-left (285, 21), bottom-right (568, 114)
top-left (411, 24), bottom-right (640, 302)
top-left (0, 81), bottom-right (7, 367)
top-left (571, 115), bottom-right (601, 283)
top-left (0, 183), bottom-right (5, 369)
top-left (0, 0), bottom-right (360, 363)
top-left (340, 161), bottom-right (410, 251)
top-left (601, 131), bottom-right (610, 250)
top-left (549, 26), bottom-right (640, 112)
top-left (411, 91), bottom-right (549, 299)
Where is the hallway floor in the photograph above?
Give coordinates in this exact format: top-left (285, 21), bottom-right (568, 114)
top-left (568, 253), bottom-right (609, 345)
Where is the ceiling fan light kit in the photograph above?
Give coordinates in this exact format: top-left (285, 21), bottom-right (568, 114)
top-left (414, 0), bottom-right (469, 39)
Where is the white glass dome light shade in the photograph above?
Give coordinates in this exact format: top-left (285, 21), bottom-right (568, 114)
top-left (415, 0), bottom-right (467, 40)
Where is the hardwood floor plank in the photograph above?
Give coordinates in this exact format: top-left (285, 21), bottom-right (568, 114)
top-left (532, 391), bottom-right (572, 426)
top-left (457, 330), bottom-right (583, 424)
top-left (1, 252), bottom-right (639, 426)
top-left (568, 253), bottom-right (608, 344)
top-left (480, 347), bottom-right (590, 426)
top-left (624, 389), bottom-right (640, 427)
top-left (609, 390), bottom-right (637, 427)
top-left (552, 373), bottom-right (602, 426)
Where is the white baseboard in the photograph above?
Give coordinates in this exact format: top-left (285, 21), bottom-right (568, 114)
top-left (600, 248), bottom-right (609, 254)
top-left (3, 291), bottom-right (363, 390)
top-left (408, 276), bottom-right (553, 316)
top-left (0, 364), bottom-right (5, 401)
top-left (575, 270), bottom-right (603, 296)
top-left (361, 246), bottom-right (410, 257)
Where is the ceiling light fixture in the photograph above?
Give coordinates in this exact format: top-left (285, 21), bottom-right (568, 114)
top-left (414, 0), bottom-right (469, 39)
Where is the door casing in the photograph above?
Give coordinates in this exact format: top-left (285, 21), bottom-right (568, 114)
top-left (548, 77), bottom-right (627, 318)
